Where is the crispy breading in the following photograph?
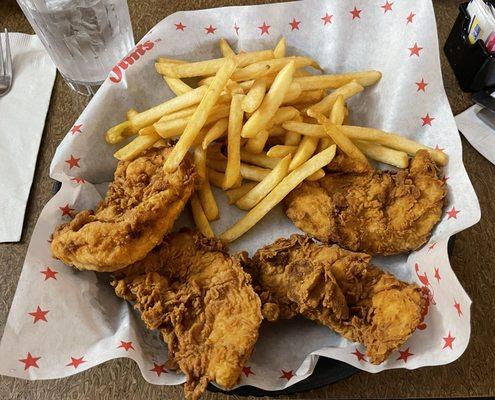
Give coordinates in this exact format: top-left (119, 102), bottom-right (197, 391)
top-left (112, 230), bottom-right (262, 400)
top-left (285, 150), bottom-right (446, 255)
top-left (51, 146), bottom-right (197, 272)
top-left (248, 235), bottom-right (423, 364)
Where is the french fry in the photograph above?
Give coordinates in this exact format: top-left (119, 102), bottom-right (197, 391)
top-left (321, 121), bottom-right (369, 165)
top-left (306, 169), bottom-right (325, 181)
top-left (284, 89), bottom-right (325, 106)
top-left (194, 146), bottom-right (219, 221)
top-left (139, 126), bottom-right (157, 136)
top-left (237, 163), bottom-right (271, 182)
top-left (130, 85), bottom-right (207, 129)
top-left (126, 108), bottom-right (139, 120)
top-left (268, 126), bottom-right (286, 136)
top-left (289, 135), bottom-right (319, 170)
top-left (105, 120), bottom-right (137, 144)
top-left (319, 94), bottom-right (343, 151)
top-left (207, 158), bottom-right (271, 182)
top-left (285, 130), bottom-right (302, 146)
top-left (245, 130), bottom-right (269, 154)
top-left (190, 193), bottom-right (215, 237)
top-left (293, 71), bottom-right (381, 91)
top-left (219, 38), bottom-right (236, 57)
top-left (241, 61), bottom-right (295, 138)
top-left (340, 125), bottom-right (448, 166)
top-left (307, 80), bottom-right (364, 117)
top-left (240, 149), bottom-right (280, 169)
top-left (268, 106), bottom-right (300, 127)
top-left (226, 80), bottom-right (244, 94)
top-left (293, 69), bottom-right (312, 77)
top-left (273, 37), bottom-right (286, 58)
top-left (208, 168), bottom-right (242, 189)
top-left (281, 82), bottom-right (303, 104)
top-left (224, 94), bottom-right (244, 189)
top-left (236, 154), bottom-right (291, 210)
top-left (155, 50), bottom-right (273, 78)
top-left (114, 132), bottom-right (161, 161)
top-left (354, 140), bottom-right (409, 168)
top-left (282, 121), bottom-right (326, 137)
top-left (158, 105), bottom-right (196, 122)
top-left (202, 118), bottom-right (229, 149)
top-left (164, 77), bottom-right (193, 96)
top-left (164, 58), bottom-right (238, 171)
top-left (220, 145), bottom-right (337, 242)
top-left (156, 57), bottom-right (187, 64)
top-left (232, 57), bottom-right (319, 82)
top-left (154, 104), bottom-right (230, 138)
top-left (226, 182), bottom-right (258, 204)
top-left (266, 145), bottom-right (298, 158)
top-left (241, 77), bottom-right (267, 113)
top-left (330, 94), bottom-right (345, 125)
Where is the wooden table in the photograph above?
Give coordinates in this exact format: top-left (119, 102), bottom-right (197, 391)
top-left (1, 0), bottom-right (494, 398)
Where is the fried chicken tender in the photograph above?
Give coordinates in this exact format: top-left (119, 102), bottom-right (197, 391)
top-left (285, 150), bottom-right (446, 255)
top-left (112, 230), bottom-right (262, 400)
top-left (51, 146), bottom-right (197, 272)
top-left (248, 235), bottom-right (423, 364)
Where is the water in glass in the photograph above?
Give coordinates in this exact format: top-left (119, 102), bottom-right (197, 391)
top-left (17, 0), bottom-right (135, 95)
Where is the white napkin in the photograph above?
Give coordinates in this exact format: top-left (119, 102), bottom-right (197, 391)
top-left (456, 99), bottom-right (495, 165)
top-left (0, 33), bottom-right (56, 242)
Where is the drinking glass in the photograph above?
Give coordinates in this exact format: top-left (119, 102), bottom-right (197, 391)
top-left (17, 0), bottom-right (135, 95)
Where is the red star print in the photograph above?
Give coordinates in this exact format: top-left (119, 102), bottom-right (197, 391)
top-left (205, 25), bottom-right (216, 34)
top-left (289, 18), bottom-right (301, 31)
top-left (28, 306), bottom-right (49, 323)
top-left (396, 347), bottom-right (413, 362)
top-left (442, 331), bottom-right (455, 349)
top-left (59, 204), bottom-right (74, 217)
top-left (453, 300), bottom-right (463, 317)
top-left (409, 42), bottom-right (423, 57)
top-left (415, 263), bottom-right (430, 286)
top-left (242, 366), bottom-right (255, 377)
top-left (279, 369), bottom-right (294, 380)
top-left (434, 267), bottom-right (441, 283)
top-left (150, 363), bottom-right (167, 376)
top-left (421, 113), bottom-right (435, 126)
top-left (428, 242), bottom-right (437, 251)
top-left (321, 13), bottom-right (333, 25)
top-left (350, 7), bottom-right (362, 20)
top-left (381, 1), bottom-right (393, 13)
top-left (434, 144), bottom-right (444, 152)
top-left (71, 177), bottom-right (86, 184)
top-left (175, 22), bottom-right (186, 31)
top-left (65, 155), bottom-right (80, 169)
top-left (19, 353), bottom-right (40, 370)
top-left (416, 78), bottom-right (428, 92)
top-left (406, 12), bottom-right (416, 24)
top-left (258, 22), bottom-right (271, 35)
top-left (352, 348), bottom-right (366, 362)
top-left (41, 266), bottom-right (58, 280)
top-left (66, 356), bottom-right (86, 369)
top-left (118, 341), bottom-right (134, 351)
top-left (70, 124), bottom-right (82, 135)
top-left (234, 23), bottom-right (240, 35)
top-left (447, 206), bottom-right (460, 219)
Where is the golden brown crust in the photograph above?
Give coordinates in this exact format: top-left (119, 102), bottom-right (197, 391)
top-left (51, 146), bottom-right (197, 272)
top-left (285, 150), bottom-right (447, 255)
top-left (248, 235), bottom-right (423, 364)
top-left (113, 229), bottom-right (262, 400)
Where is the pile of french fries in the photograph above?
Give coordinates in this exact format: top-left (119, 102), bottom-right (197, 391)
top-left (106, 37), bottom-right (448, 243)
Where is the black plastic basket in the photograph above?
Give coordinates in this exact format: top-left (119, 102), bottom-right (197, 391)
top-left (444, 2), bottom-right (495, 92)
